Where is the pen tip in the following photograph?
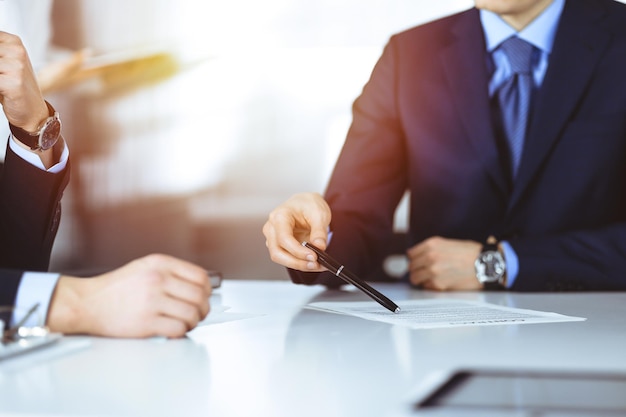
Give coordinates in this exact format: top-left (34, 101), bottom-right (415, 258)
top-left (394, 307), bottom-right (401, 314)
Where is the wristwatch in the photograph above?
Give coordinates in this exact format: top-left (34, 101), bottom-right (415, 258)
top-left (474, 237), bottom-right (506, 290)
top-left (9, 101), bottom-right (62, 152)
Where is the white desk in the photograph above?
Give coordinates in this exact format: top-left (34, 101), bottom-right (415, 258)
top-left (1, 280), bottom-right (625, 417)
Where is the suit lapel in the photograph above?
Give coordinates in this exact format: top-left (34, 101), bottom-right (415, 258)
top-left (509, 0), bottom-right (611, 209)
top-left (440, 9), bottom-right (509, 196)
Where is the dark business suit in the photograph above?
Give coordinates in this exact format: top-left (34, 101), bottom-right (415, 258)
top-left (0, 144), bottom-right (69, 307)
top-left (291, 0), bottom-right (626, 291)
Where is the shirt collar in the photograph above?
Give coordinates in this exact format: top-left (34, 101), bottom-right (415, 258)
top-left (479, 0), bottom-right (565, 54)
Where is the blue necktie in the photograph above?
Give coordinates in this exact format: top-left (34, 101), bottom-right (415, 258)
top-left (497, 37), bottom-right (535, 178)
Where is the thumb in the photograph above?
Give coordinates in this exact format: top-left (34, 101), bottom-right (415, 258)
top-left (309, 226), bottom-right (329, 251)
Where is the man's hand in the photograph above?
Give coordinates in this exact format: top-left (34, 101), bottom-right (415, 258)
top-left (263, 192), bottom-right (332, 272)
top-left (47, 254), bottom-right (212, 338)
top-left (0, 31), bottom-right (48, 132)
top-left (407, 236), bottom-right (483, 291)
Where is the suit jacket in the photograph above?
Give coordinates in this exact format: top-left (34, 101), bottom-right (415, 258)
top-left (0, 144), bottom-right (69, 307)
top-left (291, 0), bottom-right (626, 291)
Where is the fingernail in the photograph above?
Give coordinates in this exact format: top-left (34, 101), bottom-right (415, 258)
top-left (313, 238), bottom-right (326, 247)
top-left (306, 254), bottom-right (315, 262)
top-left (306, 262), bottom-right (317, 270)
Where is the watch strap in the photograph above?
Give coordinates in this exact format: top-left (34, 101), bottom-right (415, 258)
top-left (481, 242), bottom-right (498, 252)
top-left (483, 280), bottom-right (505, 290)
top-left (9, 101), bottom-right (58, 150)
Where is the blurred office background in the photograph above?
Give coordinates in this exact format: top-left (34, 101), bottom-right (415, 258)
top-left (3, 0), bottom-right (475, 279)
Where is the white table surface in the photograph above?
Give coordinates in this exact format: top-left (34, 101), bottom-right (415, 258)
top-left (1, 280), bottom-right (625, 417)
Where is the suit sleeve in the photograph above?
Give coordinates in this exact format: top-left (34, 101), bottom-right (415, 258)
top-left (0, 268), bottom-right (22, 309)
top-left (510, 226), bottom-right (626, 291)
top-left (0, 268), bottom-right (23, 326)
top-left (0, 143), bottom-right (70, 272)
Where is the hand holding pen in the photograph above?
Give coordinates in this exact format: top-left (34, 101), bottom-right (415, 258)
top-left (302, 242), bottom-right (401, 313)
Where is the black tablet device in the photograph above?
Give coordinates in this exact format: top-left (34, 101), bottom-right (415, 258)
top-left (413, 368), bottom-right (626, 414)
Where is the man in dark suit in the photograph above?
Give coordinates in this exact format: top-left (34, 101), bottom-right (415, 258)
top-left (263, 0), bottom-right (626, 291)
top-left (1, 31), bottom-right (212, 337)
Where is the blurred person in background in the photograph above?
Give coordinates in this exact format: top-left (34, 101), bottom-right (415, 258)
top-left (1, 2), bottom-right (212, 338)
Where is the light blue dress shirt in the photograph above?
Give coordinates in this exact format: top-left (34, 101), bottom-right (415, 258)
top-left (479, 0), bottom-right (564, 287)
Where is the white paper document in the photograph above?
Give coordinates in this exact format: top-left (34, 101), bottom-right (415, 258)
top-left (307, 299), bottom-right (586, 329)
top-left (194, 305), bottom-right (264, 327)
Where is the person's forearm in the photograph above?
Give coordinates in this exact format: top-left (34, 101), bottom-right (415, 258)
top-left (0, 146), bottom-right (69, 270)
top-left (46, 276), bottom-right (87, 334)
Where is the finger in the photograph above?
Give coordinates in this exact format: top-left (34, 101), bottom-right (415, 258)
top-left (264, 223), bottom-right (324, 271)
top-left (0, 59), bottom-right (20, 91)
top-left (264, 217), bottom-right (308, 262)
top-left (420, 279), bottom-right (446, 291)
top-left (162, 276), bottom-right (210, 319)
top-left (409, 267), bottom-right (432, 287)
top-left (157, 296), bottom-right (203, 332)
top-left (146, 254), bottom-right (211, 289)
top-left (407, 252), bottom-right (429, 274)
top-left (407, 244), bottom-right (435, 278)
top-left (148, 316), bottom-right (190, 339)
top-left (305, 196), bottom-right (331, 249)
top-left (406, 238), bottom-right (432, 258)
top-left (0, 38), bottom-right (30, 76)
top-left (269, 211), bottom-right (314, 260)
top-left (303, 210), bottom-right (330, 250)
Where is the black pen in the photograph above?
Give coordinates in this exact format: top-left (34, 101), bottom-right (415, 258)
top-left (302, 242), bottom-right (401, 313)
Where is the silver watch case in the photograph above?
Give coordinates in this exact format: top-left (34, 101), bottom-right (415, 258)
top-left (474, 250), bottom-right (506, 284)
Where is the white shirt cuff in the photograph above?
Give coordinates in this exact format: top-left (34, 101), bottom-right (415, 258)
top-left (9, 135), bottom-right (69, 173)
top-left (13, 272), bottom-right (61, 327)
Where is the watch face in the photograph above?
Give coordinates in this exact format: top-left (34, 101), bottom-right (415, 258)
top-left (39, 117), bottom-right (61, 151)
top-left (475, 251), bottom-right (506, 283)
